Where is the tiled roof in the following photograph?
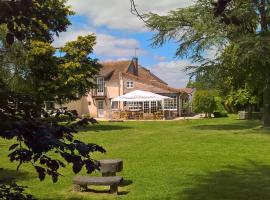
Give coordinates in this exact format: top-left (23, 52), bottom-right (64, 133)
top-left (99, 60), bottom-right (131, 81)
top-left (179, 88), bottom-right (194, 94)
top-left (98, 60), bottom-right (191, 94)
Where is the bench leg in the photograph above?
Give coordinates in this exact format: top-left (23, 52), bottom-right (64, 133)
top-left (73, 184), bottom-right (87, 192)
top-left (109, 184), bottom-right (118, 194)
top-left (73, 184), bottom-right (81, 192)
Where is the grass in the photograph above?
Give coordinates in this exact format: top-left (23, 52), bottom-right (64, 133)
top-left (1, 115), bottom-right (270, 200)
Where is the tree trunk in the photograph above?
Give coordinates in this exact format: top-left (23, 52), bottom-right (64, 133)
top-left (259, 0), bottom-right (270, 127)
top-left (263, 79), bottom-right (270, 127)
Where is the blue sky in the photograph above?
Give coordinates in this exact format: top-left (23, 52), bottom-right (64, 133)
top-left (53, 0), bottom-right (195, 88)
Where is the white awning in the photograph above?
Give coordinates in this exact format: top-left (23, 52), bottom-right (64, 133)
top-left (112, 90), bottom-right (172, 102)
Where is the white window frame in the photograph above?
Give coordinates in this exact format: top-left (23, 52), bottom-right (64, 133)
top-left (97, 77), bottom-right (105, 95)
top-left (124, 101), bottom-right (142, 111)
top-left (126, 81), bottom-right (134, 88)
top-left (164, 96), bottom-right (177, 110)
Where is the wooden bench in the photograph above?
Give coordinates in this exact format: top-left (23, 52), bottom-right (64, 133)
top-left (73, 176), bottom-right (123, 194)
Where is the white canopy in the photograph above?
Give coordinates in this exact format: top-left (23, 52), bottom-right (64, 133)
top-left (112, 90), bottom-right (172, 102)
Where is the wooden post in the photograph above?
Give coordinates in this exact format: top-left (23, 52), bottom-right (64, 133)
top-left (162, 100), bottom-right (165, 120)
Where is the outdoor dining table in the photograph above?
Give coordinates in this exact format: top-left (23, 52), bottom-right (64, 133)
top-left (98, 159), bottom-right (123, 177)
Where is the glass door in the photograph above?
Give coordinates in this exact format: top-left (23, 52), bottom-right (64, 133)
top-left (97, 100), bottom-right (105, 118)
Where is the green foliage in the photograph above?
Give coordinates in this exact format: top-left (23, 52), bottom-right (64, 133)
top-left (0, 28), bottom-right (101, 104)
top-left (225, 89), bottom-right (258, 110)
top-left (57, 34), bottom-right (101, 103)
top-left (144, 0), bottom-right (270, 125)
top-left (194, 90), bottom-right (217, 117)
top-left (0, 0), bottom-right (74, 44)
top-left (0, 0), bottom-right (104, 197)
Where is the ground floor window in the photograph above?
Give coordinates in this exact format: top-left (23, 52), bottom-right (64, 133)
top-left (150, 101), bottom-right (158, 112)
top-left (143, 102), bottom-right (149, 113)
top-left (164, 96), bottom-right (177, 110)
top-left (111, 101), bottom-right (119, 110)
top-left (124, 102), bottom-right (142, 111)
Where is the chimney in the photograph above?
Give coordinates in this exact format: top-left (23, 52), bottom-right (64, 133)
top-left (132, 57), bottom-right (138, 76)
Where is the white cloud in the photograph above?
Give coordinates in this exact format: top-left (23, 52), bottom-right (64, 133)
top-left (95, 34), bottom-right (145, 58)
top-left (68, 0), bottom-right (194, 32)
top-left (150, 60), bottom-right (192, 88)
top-left (53, 25), bottom-right (145, 58)
top-left (53, 25), bottom-right (95, 47)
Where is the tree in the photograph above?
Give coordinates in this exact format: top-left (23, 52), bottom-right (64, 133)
top-left (130, 0), bottom-right (270, 126)
top-left (0, 0), bottom-right (73, 44)
top-left (0, 26), bottom-right (101, 104)
top-left (194, 90), bottom-right (216, 118)
top-left (0, 0), bottom-right (104, 198)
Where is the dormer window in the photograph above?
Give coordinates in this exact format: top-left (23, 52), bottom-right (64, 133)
top-left (126, 81), bottom-right (134, 88)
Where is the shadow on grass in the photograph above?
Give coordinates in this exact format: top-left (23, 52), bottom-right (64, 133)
top-left (79, 124), bottom-right (132, 132)
top-left (192, 121), bottom-right (260, 131)
top-left (0, 168), bottom-right (34, 183)
top-left (180, 161), bottom-right (270, 200)
top-left (120, 179), bottom-right (133, 187)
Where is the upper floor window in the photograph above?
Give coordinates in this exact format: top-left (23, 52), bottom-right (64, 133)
top-left (126, 81), bottom-right (134, 88)
top-left (96, 77), bottom-right (105, 95)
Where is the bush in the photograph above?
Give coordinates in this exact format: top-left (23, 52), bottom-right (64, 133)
top-left (213, 97), bottom-right (228, 118)
top-left (194, 90), bottom-right (217, 118)
top-left (213, 111), bottom-right (228, 118)
top-left (81, 114), bottom-right (91, 118)
top-left (57, 114), bottom-right (72, 122)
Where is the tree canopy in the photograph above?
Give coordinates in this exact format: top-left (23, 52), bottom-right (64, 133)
top-left (131, 0), bottom-right (270, 126)
top-left (0, 0), bottom-right (104, 197)
top-left (0, 0), bottom-right (73, 44)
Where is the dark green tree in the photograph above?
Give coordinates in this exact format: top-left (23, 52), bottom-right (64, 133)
top-left (0, 0), bottom-right (73, 44)
top-left (130, 0), bottom-right (270, 126)
top-left (0, 1), bottom-right (104, 198)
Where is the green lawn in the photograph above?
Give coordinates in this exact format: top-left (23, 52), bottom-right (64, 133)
top-left (1, 115), bottom-right (270, 200)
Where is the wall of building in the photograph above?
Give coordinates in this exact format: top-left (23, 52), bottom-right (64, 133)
top-left (63, 96), bottom-right (89, 116)
top-left (82, 80), bottom-right (121, 118)
top-left (64, 74), bottom-right (190, 119)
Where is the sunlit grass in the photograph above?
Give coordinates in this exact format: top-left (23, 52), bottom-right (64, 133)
top-left (1, 115), bottom-right (270, 200)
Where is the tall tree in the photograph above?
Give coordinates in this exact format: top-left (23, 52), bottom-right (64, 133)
top-left (131, 0), bottom-right (270, 126)
top-left (0, 0), bottom-right (104, 198)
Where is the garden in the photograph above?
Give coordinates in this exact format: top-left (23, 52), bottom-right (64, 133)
top-left (1, 115), bottom-right (270, 200)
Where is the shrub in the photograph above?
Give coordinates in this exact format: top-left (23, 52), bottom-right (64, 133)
top-left (194, 90), bottom-right (217, 118)
top-left (213, 97), bottom-right (228, 118)
top-left (213, 111), bottom-right (228, 118)
top-left (58, 114), bottom-right (71, 122)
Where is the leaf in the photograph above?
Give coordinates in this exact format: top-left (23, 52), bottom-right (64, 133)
top-left (9, 143), bottom-right (19, 151)
top-left (6, 33), bottom-right (14, 44)
top-left (35, 166), bottom-right (46, 181)
top-left (72, 161), bottom-right (83, 174)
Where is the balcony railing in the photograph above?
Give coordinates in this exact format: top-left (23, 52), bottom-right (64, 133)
top-left (92, 87), bottom-right (107, 97)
